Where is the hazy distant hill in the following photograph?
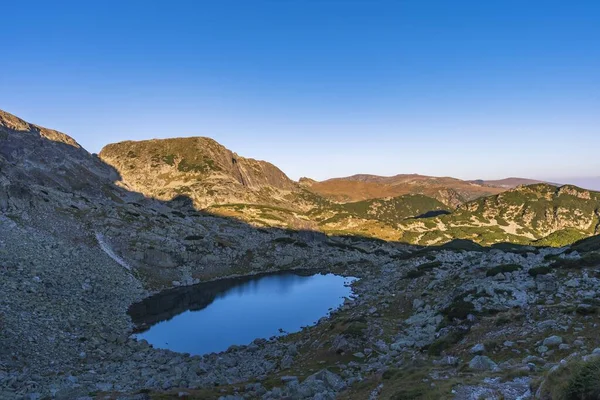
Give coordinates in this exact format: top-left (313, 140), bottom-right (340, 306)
top-left (469, 177), bottom-right (548, 188)
top-left (303, 173), bottom-right (506, 206)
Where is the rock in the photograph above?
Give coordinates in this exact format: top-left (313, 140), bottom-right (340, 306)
top-left (470, 343), bottom-right (486, 355)
top-left (433, 356), bottom-right (460, 366)
top-left (331, 335), bottom-right (350, 353)
top-left (543, 336), bottom-right (563, 347)
top-left (412, 299), bottom-right (424, 309)
top-left (303, 369), bottom-right (346, 392)
top-left (565, 278), bottom-right (580, 288)
top-left (280, 354), bottom-right (293, 369)
top-left (469, 356), bottom-right (498, 371)
top-left (95, 383), bottom-right (113, 392)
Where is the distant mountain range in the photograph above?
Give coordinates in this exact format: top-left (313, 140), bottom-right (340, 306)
top-left (300, 174), bottom-right (549, 207)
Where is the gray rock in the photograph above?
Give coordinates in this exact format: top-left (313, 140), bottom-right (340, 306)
top-left (469, 356), bottom-right (498, 371)
top-left (565, 278), bottom-right (580, 288)
top-left (303, 369), bottom-right (346, 391)
top-left (470, 343), bottom-right (486, 355)
top-left (543, 336), bottom-right (563, 347)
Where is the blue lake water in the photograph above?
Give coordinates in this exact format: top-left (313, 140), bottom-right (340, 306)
top-left (129, 272), bottom-right (356, 355)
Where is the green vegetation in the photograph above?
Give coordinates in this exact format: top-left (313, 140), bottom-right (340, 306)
top-left (271, 237), bottom-right (308, 248)
top-left (162, 154), bottom-right (176, 166)
top-left (318, 194), bottom-right (450, 227)
top-left (403, 261), bottom-right (442, 279)
top-left (528, 266), bottom-right (552, 277)
top-left (326, 241), bottom-right (368, 254)
top-left (551, 252), bottom-right (600, 269)
top-left (177, 157), bottom-right (219, 173)
top-left (485, 263), bottom-right (522, 277)
top-left (427, 327), bottom-right (469, 356)
top-left (184, 235), bottom-right (203, 241)
top-left (442, 299), bottom-right (475, 321)
top-left (535, 229), bottom-right (588, 247)
top-left (541, 358), bottom-right (600, 399)
top-left (398, 184), bottom-right (600, 247)
top-left (570, 234), bottom-right (600, 253)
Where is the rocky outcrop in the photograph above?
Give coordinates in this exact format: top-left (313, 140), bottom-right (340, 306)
top-left (0, 109), bottom-right (120, 205)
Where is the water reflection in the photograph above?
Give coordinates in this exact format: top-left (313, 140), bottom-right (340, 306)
top-left (128, 271), bottom-right (356, 355)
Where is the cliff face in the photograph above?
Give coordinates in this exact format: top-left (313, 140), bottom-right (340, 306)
top-left (99, 137), bottom-right (299, 209)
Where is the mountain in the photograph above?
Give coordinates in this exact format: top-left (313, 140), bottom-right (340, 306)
top-left (99, 137), bottom-right (300, 209)
top-left (399, 183), bottom-right (600, 246)
top-left (304, 173), bottom-right (507, 206)
top-left (0, 109), bottom-right (122, 211)
top-left (4, 108), bottom-right (600, 399)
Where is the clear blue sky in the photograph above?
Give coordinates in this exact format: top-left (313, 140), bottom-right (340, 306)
top-left (2, 0), bottom-right (599, 182)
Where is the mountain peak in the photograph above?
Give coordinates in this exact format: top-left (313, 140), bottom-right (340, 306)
top-left (0, 109), bottom-right (80, 148)
top-left (99, 136), bottom-right (298, 209)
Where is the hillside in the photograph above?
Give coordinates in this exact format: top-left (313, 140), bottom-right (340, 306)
top-left (399, 183), bottom-right (600, 246)
top-left (0, 110), bottom-right (122, 209)
top-left (304, 173), bottom-right (506, 206)
top-left (100, 137), bottom-right (301, 209)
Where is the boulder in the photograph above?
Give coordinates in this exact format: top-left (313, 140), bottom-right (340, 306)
top-left (469, 356), bottom-right (498, 371)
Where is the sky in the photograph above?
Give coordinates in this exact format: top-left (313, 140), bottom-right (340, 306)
top-left (2, 0), bottom-right (599, 183)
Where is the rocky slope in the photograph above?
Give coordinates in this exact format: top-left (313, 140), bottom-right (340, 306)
top-left (99, 137), bottom-right (299, 209)
top-left (0, 110), bottom-right (121, 211)
top-left (2, 109), bottom-right (600, 400)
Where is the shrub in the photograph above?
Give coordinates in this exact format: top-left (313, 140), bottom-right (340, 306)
top-left (184, 235), bottom-right (204, 241)
top-left (528, 266), bottom-right (552, 277)
top-left (542, 358), bottom-right (600, 400)
top-left (427, 328), bottom-right (469, 356)
top-left (162, 154), bottom-right (176, 166)
top-left (551, 252), bottom-right (600, 269)
top-left (403, 261), bottom-right (442, 279)
top-left (442, 300), bottom-right (475, 320)
top-left (486, 264), bottom-right (522, 277)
